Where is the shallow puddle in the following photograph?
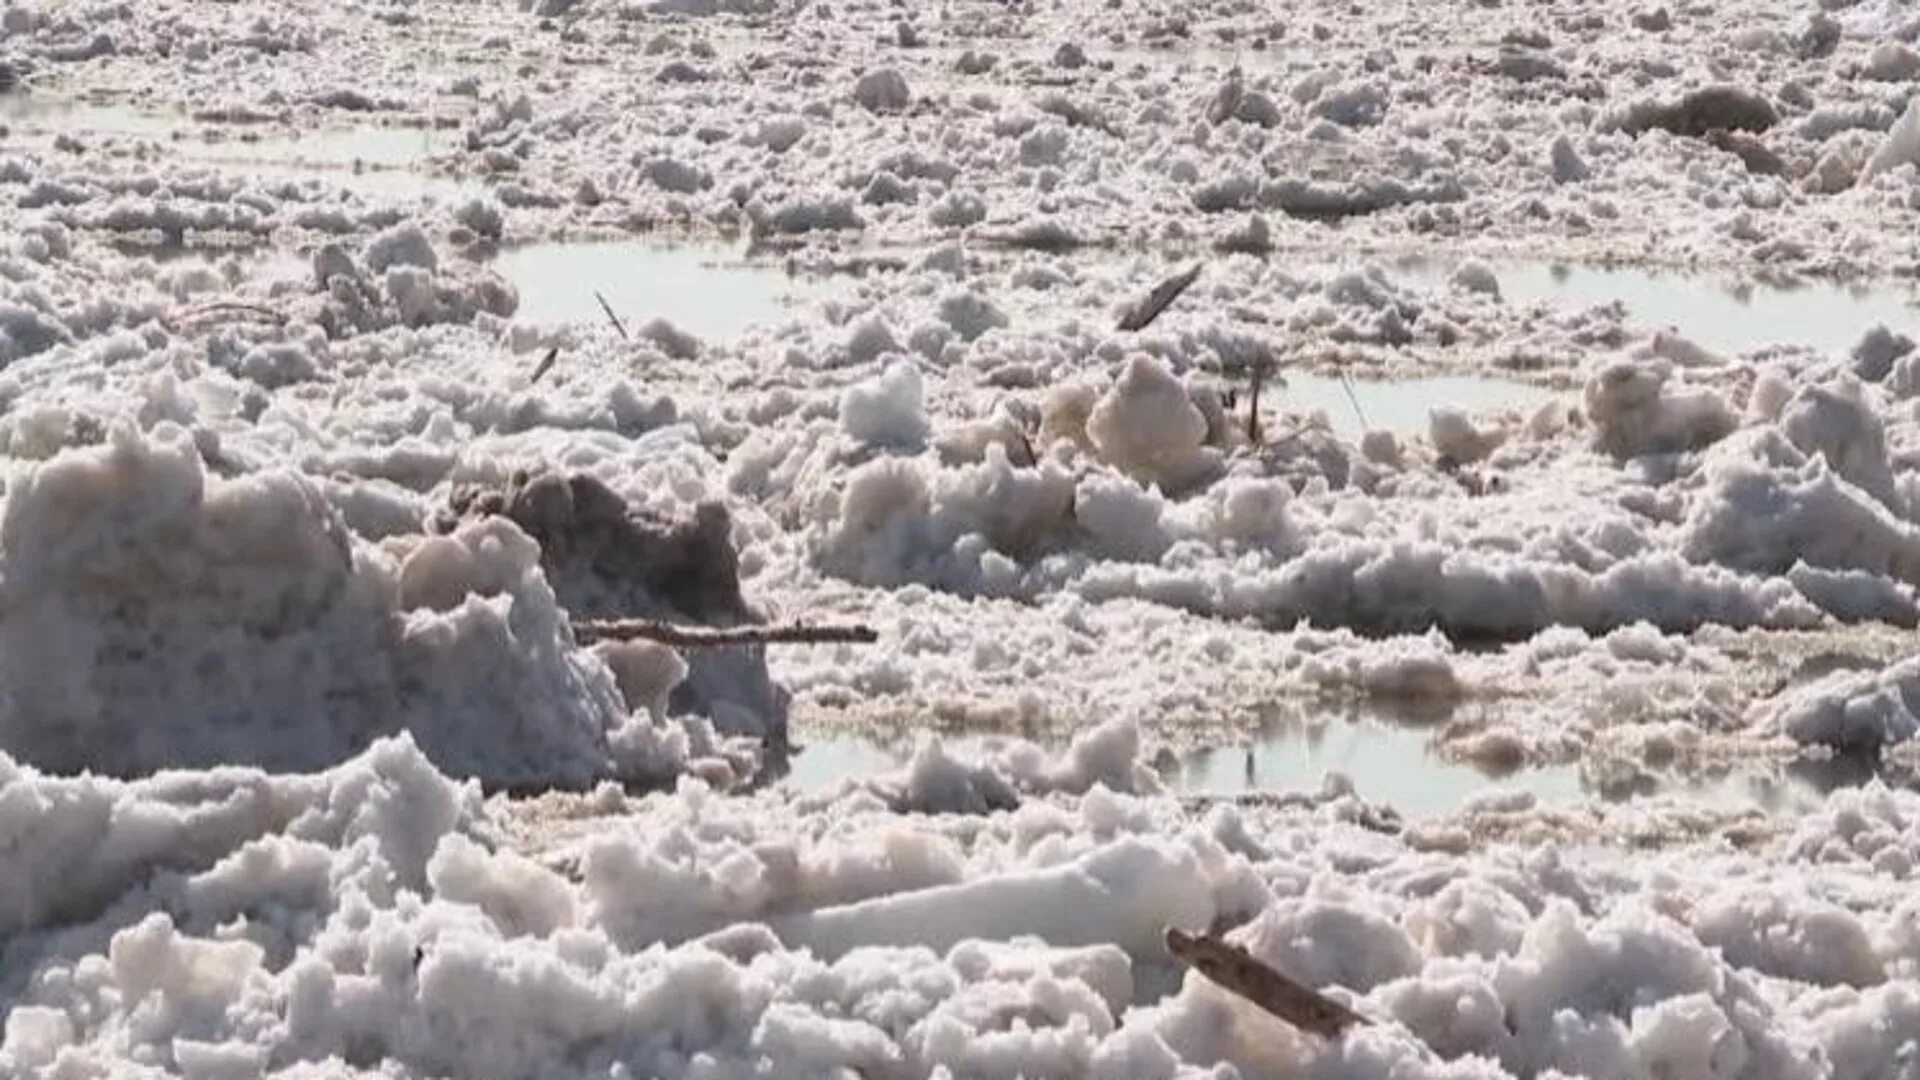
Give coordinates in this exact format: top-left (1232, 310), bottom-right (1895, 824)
top-left (231, 160), bottom-right (479, 201)
top-left (197, 126), bottom-right (455, 170)
top-left (2, 92), bottom-right (470, 200)
top-left (492, 239), bottom-right (837, 340)
top-left (1278, 372), bottom-right (1559, 442)
top-left (0, 93), bottom-right (180, 136)
top-left (1404, 256), bottom-right (1920, 357)
top-left (783, 705), bottom-right (1901, 820)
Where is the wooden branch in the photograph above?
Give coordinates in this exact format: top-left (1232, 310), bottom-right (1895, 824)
top-left (170, 301), bottom-right (287, 329)
top-left (1014, 427), bottom-right (1039, 468)
top-left (1206, 68), bottom-right (1245, 125)
top-left (573, 619), bottom-right (879, 647)
top-left (1247, 363), bottom-right (1265, 445)
top-left (1118, 262), bottom-right (1202, 332)
top-left (529, 345), bottom-right (561, 384)
top-left (594, 291), bottom-right (630, 341)
top-left (1165, 928), bottom-right (1368, 1039)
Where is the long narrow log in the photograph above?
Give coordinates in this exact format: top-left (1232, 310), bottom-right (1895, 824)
top-left (1165, 928), bottom-right (1368, 1039)
top-left (1118, 262), bottom-right (1203, 331)
top-left (529, 345), bottom-right (561, 384)
top-left (573, 619), bottom-right (878, 647)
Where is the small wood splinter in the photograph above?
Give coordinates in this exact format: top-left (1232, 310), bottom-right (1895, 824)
top-left (1165, 927), bottom-right (1368, 1039)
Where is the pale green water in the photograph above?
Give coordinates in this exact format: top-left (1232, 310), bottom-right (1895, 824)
top-left (1403, 257), bottom-right (1920, 357)
top-left (493, 240), bottom-right (836, 340)
top-left (0, 93), bottom-right (181, 135)
top-left (784, 707), bottom-right (1885, 820)
top-left (1280, 372), bottom-right (1560, 441)
top-left (1, 93), bottom-right (470, 198)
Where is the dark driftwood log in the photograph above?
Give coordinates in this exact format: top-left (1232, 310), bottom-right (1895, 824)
top-left (1165, 928), bottom-right (1368, 1039)
top-left (1118, 263), bottom-right (1203, 332)
top-left (573, 619), bottom-right (879, 647)
top-left (529, 346), bottom-right (561, 384)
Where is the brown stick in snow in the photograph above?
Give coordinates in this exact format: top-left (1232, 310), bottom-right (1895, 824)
top-left (1206, 67), bottom-right (1245, 125)
top-left (1165, 928), bottom-right (1368, 1040)
top-left (1246, 363), bottom-right (1265, 445)
top-left (1118, 262), bottom-right (1203, 332)
top-left (594, 291), bottom-right (631, 341)
top-left (573, 619), bottom-right (879, 647)
top-left (529, 346), bottom-right (561, 384)
top-left (1014, 427), bottom-right (1039, 468)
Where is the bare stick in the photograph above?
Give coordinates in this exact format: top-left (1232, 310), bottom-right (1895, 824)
top-left (1014, 427), bottom-right (1039, 468)
top-left (594, 291), bottom-right (630, 341)
top-left (1247, 363), bottom-right (1265, 445)
top-left (1118, 262), bottom-right (1202, 332)
top-left (573, 619), bottom-right (878, 647)
top-left (1206, 67), bottom-right (1245, 125)
top-left (170, 301), bottom-right (287, 329)
top-left (1337, 368), bottom-right (1370, 432)
top-left (1165, 928), bottom-right (1368, 1039)
top-left (529, 346), bottom-right (561, 385)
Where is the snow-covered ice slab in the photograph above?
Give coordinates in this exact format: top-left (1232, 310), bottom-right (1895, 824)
top-left (11, 0), bottom-right (1920, 1069)
top-left (7, 733), bottom-right (1920, 1080)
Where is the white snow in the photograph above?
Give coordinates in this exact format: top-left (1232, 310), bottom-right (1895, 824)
top-left (7, 0), bottom-right (1920, 1075)
top-left (6, 734), bottom-right (1920, 1080)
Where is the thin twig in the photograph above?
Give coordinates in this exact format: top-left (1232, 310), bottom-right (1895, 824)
top-left (573, 619), bottom-right (879, 647)
top-left (1118, 262), bottom-right (1203, 332)
top-left (1014, 427), bottom-right (1039, 468)
top-left (1206, 66), bottom-right (1245, 125)
top-left (1165, 928), bottom-right (1369, 1039)
top-left (1338, 368), bottom-right (1369, 432)
top-left (529, 345), bottom-right (561, 384)
top-left (594, 291), bottom-right (630, 341)
top-left (1247, 363), bottom-right (1265, 445)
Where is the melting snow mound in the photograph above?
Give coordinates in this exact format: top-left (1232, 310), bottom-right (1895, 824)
top-left (0, 424), bottom-right (716, 788)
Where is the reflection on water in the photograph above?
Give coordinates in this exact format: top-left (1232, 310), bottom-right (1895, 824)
top-left (1402, 256), bottom-right (1920, 357)
top-left (782, 700), bottom-right (1914, 820)
top-left (1165, 709), bottom-right (1584, 818)
top-left (492, 239), bottom-right (838, 339)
